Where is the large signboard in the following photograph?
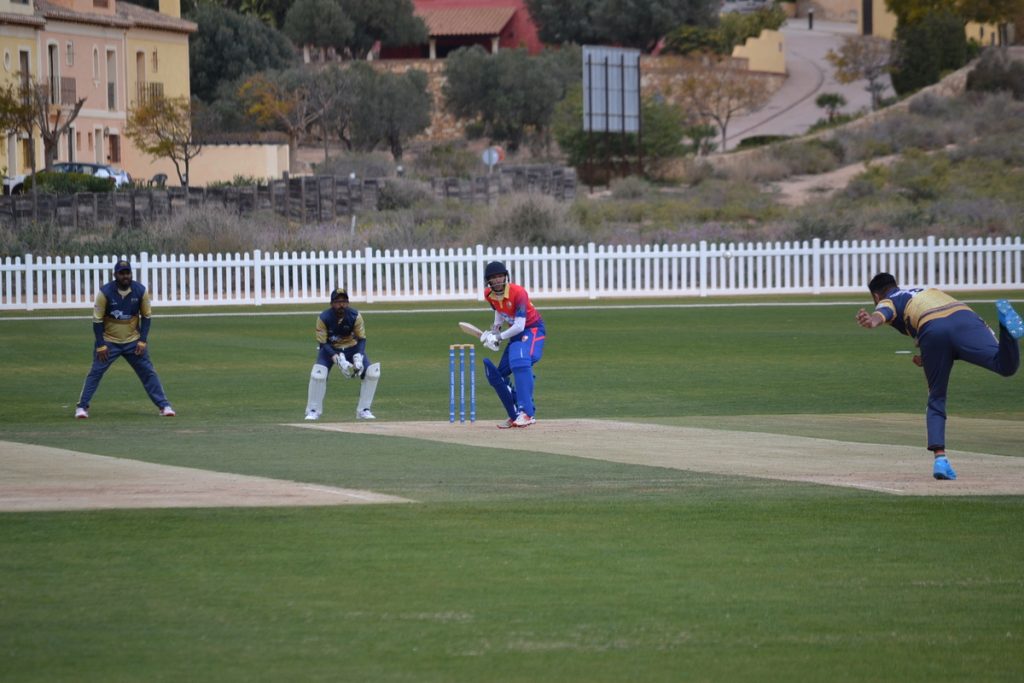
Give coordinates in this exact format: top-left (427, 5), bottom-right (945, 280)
top-left (582, 46), bottom-right (641, 133)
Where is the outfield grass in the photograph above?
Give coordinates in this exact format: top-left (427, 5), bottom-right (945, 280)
top-left (1, 295), bottom-right (1023, 681)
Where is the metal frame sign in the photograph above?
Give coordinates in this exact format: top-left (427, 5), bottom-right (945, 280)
top-left (582, 46), bottom-right (641, 133)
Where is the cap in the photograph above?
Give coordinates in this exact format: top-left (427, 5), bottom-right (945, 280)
top-left (114, 260), bottom-right (132, 273)
top-left (330, 287), bottom-right (349, 302)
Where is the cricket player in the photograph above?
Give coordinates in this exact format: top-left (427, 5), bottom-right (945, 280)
top-left (856, 272), bottom-right (1022, 480)
top-left (478, 261), bottom-right (546, 428)
top-left (75, 260), bottom-right (175, 418)
top-left (304, 287), bottom-right (380, 421)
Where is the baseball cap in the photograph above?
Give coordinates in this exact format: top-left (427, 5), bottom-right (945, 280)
top-left (114, 260), bottom-right (132, 272)
top-left (330, 287), bottom-right (349, 302)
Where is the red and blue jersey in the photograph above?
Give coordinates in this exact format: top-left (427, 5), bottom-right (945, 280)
top-left (485, 282), bottom-right (543, 328)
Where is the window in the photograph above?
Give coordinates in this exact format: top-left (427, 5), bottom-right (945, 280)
top-left (66, 42), bottom-right (74, 67)
top-left (93, 48), bottom-right (99, 79)
top-left (152, 49), bottom-right (159, 73)
top-left (3, 50), bottom-right (10, 72)
top-left (106, 49), bottom-right (117, 110)
top-left (47, 43), bottom-right (60, 104)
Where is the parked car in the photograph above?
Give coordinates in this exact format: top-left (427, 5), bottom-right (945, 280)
top-left (2, 162), bottom-right (132, 194)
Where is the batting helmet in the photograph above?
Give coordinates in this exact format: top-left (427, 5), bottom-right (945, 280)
top-left (484, 261), bottom-right (509, 283)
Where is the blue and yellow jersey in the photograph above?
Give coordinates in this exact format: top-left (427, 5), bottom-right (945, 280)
top-left (316, 307), bottom-right (366, 353)
top-left (485, 283), bottom-right (543, 328)
top-left (93, 281), bottom-right (151, 345)
top-left (874, 287), bottom-right (972, 338)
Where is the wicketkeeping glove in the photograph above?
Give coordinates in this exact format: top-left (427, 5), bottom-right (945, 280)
top-left (353, 353), bottom-right (365, 373)
top-left (335, 354), bottom-right (356, 378)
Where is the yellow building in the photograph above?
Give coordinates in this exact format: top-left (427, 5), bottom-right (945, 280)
top-left (1, 0), bottom-right (43, 180)
top-left (1, 0), bottom-right (194, 190)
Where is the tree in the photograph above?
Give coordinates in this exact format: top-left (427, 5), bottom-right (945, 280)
top-left (283, 0), bottom-right (354, 63)
top-left (239, 68), bottom-right (318, 170)
top-left (552, 83), bottom-right (686, 179)
top-left (188, 3), bottom-right (296, 103)
top-left (889, 10), bottom-right (968, 95)
top-left (663, 6), bottom-right (788, 56)
top-left (306, 64), bottom-right (357, 158)
top-left (526, 0), bottom-right (719, 52)
top-left (126, 95), bottom-right (203, 189)
top-left (340, 0), bottom-right (428, 60)
top-left (349, 64), bottom-right (432, 161)
top-left (676, 63), bottom-right (772, 151)
top-left (886, 0), bottom-right (1024, 24)
top-left (443, 47), bottom-right (579, 152)
top-left (815, 92), bottom-right (847, 122)
top-left (825, 35), bottom-right (893, 110)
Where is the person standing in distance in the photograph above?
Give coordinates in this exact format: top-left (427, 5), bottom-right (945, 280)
top-left (304, 287), bottom-right (381, 421)
top-left (478, 261), bottom-right (546, 428)
top-left (856, 272), bottom-right (1022, 480)
top-left (75, 260), bottom-right (175, 418)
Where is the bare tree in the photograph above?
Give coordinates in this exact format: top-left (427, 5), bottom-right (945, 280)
top-left (22, 78), bottom-right (86, 169)
top-left (126, 95), bottom-right (203, 190)
top-left (826, 35), bottom-right (892, 111)
top-left (677, 62), bottom-right (772, 152)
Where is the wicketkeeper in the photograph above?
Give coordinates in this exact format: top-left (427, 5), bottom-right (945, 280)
top-left (304, 287), bottom-right (380, 421)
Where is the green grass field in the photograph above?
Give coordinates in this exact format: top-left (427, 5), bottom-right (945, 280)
top-left (2, 295), bottom-right (1023, 682)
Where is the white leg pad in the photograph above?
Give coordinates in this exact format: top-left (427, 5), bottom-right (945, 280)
top-left (306, 364), bottom-right (328, 414)
top-left (357, 362), bottom-right (380, 412)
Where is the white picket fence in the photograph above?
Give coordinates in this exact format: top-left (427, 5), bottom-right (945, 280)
top-left (2, 236), bottom-right (1022, 310)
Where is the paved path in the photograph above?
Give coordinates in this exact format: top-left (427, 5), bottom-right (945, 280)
top-left (725, 19), bottom-right (891, 149)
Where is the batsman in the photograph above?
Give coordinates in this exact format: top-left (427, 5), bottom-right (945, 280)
top-left (478, 261), bottom-right (546, 428)
top-left (304, 287), bottom-right (380, 421)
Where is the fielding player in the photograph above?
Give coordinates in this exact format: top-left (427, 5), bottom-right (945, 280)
top-left (856, 272), bottom-right (1022, 480)
top-left (75, 260), bottom-right (175, 419)
top-left (304, 287), bottom-right (380, 421)
top-left (478, 261), bottom-right (546, 428)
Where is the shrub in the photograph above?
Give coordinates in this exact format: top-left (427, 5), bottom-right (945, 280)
top-left (411, 142), bottom-right (481, 179)
top-left (736, 135), bottom-right (791, 150)
top-left (313, 152), bottom-right (394, 179)
top-left (481, 193), bottom-right (585, 246)
top-left (26, 172), bottom-right (114, 194)
top-left (376, 178), bottom-right (435, 211)
top-left (966, 48), bottom-right (1024, 100)
top-left (770, 139), bottom-right (845, 175)
top-left (609, 176), bottom-right (652, 200)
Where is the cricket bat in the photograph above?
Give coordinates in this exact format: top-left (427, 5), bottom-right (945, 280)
top-left (458, 321), bottom-right (485, 339)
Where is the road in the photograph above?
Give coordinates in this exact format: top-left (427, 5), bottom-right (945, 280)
top-left (725, 18), bottom-right (891, 150)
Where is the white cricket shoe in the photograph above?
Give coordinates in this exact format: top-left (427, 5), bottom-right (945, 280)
top-left (511, 412), bottom-right (535, 428)
top-left (74, 407), bottom-right (89, 419)
top-left (160, 405), bottom-right (176, 417)
top-left (304, 410), bottom-right (320, 421)
top-left (356, 408), bottom-right (376, 420)
top-left (496, 417), bottom-right (516, 429)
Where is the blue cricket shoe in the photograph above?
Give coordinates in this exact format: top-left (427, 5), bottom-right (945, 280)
top-left (996, 299), bottom-right (1024, 339)
top-left (933, 456), bottom-right (957, 481)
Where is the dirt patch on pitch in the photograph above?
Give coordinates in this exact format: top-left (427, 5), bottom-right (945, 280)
top-left (296, 419), bottom-right (1024, 496)
top-left (0, 440), bottom-right (412, 512)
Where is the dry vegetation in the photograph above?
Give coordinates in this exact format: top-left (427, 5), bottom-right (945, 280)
top-left (2, 88), bottom-right (1022, 257)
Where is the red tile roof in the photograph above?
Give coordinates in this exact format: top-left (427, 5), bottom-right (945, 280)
top-left (417, 6), bottom-right (516, 36)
